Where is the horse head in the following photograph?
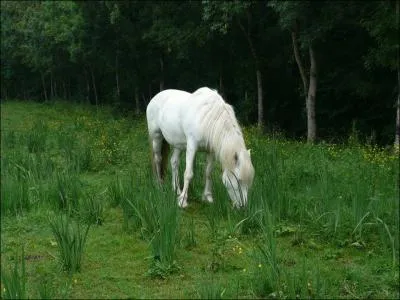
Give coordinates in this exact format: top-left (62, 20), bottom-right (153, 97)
top-left (222, 149), bottom-right (255, 208)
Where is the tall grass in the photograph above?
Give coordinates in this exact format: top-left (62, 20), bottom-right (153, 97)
top-left (182, 217), bottom-right (197, 249)
top-left (2, 130), bottom-right (17, 149)
top-left (3, 150), bottom-right (54, 182)
top-left (47, 171), bottom-right (81, 213)
top-left (25, 120), bottom-right (48, 153)
top-left (78, 192), bottom-right (104, 225)
top-left (196, 280), bottom-right (226, 299)
top-left (1, 173), bottom-right (30, 216)
top-left (1, 247), bottom-right (27, 299)
top-left (57, 131), bottom-right (93, 172)
top-left (107, 166), bottom-right (181, 278)
top-left (1, 101), bottom-right (398, 298)
top-left (251, 207), bottom-right (280, 297)
top-left (107, 172), bottom-right (138, 229)
top-left (49, 214), bottom-right (90, 274)
top-left (146, 188), bottom-right (180, 278)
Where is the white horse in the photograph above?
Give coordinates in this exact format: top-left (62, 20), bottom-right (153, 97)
top-left (146, 87), bottom-right (255, 208)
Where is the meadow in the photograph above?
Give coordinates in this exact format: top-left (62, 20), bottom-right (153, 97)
top-left (1, 100), bottom-right (399, 299)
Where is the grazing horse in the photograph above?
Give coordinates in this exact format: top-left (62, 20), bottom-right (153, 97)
top-left (146, 87), bottom-right (255, 208)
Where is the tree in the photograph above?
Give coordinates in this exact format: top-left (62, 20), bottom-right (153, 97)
top-left (269, 1), bottom-right (325, 142)
top-left (360, 0), bottom-right (399, 149)
top-left (0, 0), bottom-right (398, 145)
top-left (202, 1), bottom-right (265, 129)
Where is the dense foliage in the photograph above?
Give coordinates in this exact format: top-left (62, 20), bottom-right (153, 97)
top-left (1, 0), bottom-right (399, 144)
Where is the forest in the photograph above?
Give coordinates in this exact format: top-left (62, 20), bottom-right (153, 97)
top-left (1, 0), bottom-right (399, 145)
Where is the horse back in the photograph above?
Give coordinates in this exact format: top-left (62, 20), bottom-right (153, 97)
top-left (146, 89), bottom-right (193, 147)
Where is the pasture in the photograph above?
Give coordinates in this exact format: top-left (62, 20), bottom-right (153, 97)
top-left (1, 100), bottom-right (399, 299)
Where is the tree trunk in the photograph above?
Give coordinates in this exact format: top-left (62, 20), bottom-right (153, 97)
top-left (41, 72), bottom-right (48, 102)
top-left (159, 56), bottom-right (164, 91)
top-left (67, 78), bottom-right (71, 100)
top-left (135, 87), bottom-right (140, 115)
top-left (292, 22), bottom-right (317, 143)
top-left (219, 71), bottom-right (224, 98)
top-left (54, 79), bottom-right (58, 99)
top-left (307, 45), bottom-right (317, 143)
top-left (149, 84), bottom-right (152, 100)
top-left (291, 29), bottom-right (308, 96)
top-left (395, 0), bottom-right (400, 150)
top-left (142, 93), bottom-right (147, 106)
top-left (84, 68), bottom-right (90, 104)
top-left (22, 80), bottom-right (26, 100)
top-left (90, 66), bottom-right (98, 107)
top-left (3, 86), bottom-right (7, 100)
top-left (115, 51), bottom-right (120, 102)
top-left (237, 15), bottom-right (263, 129)
top-left (63, 81), bottom-right (67, 100)
top-left (395, 95), bottom-right (400, 149)
top-left (50, 71), bottom-right (54, 100)
top-left (256, 69), bottom-right (263, 128)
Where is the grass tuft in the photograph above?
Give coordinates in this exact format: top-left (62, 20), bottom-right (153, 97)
top-left (25, 120), bottom-right (48, 153)
top-left (0, 247), bottom-right (27, 299)
top-left (49, 214), bottom-right (90, 274)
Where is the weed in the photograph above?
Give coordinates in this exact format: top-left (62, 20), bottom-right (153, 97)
top-left (25, 120), bottom-right (48, 153)
top-left (182, 217), bottom-right (197, 249)
top-left (49, 171), bottom-right (81, 213)
top-left (74, 144), bottom-right (93, 172)
top-left (49, 214), bottom-right (90, 274)
top-left (251, 208), bottom-right (281, 297)
top-left (37, 278), bottom-right (53, 299)
top-left (107, 176), bottom-right (122, 208)
top-left (57, 131), bottom-right (75, 164)
top-left (78, 193), bottom-right (104, 225)
top-left (146, 259), bottom-right (180, 280)
top-left (2, 130), bottom-right (17, 149)
top-left (1, 101), bottom-right (399, 299)
top-left (196, 280), bottom-right (226, 299)
top-left (1, 174), bottom-right (30, 216)
top-left (0, 247), bottom-right (26, 299)
top-left (124, 183), bottom-right (181, 278)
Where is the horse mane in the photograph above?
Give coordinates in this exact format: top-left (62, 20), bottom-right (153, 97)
top-left (195, 88), bottom-right (251, 181)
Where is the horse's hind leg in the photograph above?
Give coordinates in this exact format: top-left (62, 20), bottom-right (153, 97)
top-left (171, 148), bottom-right (181, 195)
top-left (151, 132), bottom-right (163, 183)
top-left (202, 152), bottom-right (214, 203)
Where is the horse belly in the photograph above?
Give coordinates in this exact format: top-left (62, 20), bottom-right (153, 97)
top-left (159, 108), bottom-right (187, 149)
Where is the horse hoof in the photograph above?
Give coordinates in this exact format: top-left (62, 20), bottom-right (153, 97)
top-left (202, 194), bottom-right (213, 203)
top-left (178, 201), bottom-right (188, 208)
top-left (178, 196), bottom-right (188, 208)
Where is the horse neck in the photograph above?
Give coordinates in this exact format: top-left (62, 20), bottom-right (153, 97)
top-left (217, 131), bottom-right (246, 172)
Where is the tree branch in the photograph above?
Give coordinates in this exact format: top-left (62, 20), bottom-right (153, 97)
top-left (237, 17), bottom-right (258, 64)
top-left (291, 21), bottom-right (308, 96)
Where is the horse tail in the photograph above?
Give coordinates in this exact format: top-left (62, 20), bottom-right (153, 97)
top-left (149, 135), bottom-right (170, 182)
top-left (160, 138), bottom-right (170, 181)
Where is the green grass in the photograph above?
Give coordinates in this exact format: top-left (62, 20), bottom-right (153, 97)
top-left (1, 100), bottom-right (399, 299)
top-left (1, 247), bottom-right (27, 299)
top-left (49, 214), bottom-right (90, 274)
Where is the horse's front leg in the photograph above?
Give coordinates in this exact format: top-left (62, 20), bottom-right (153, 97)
top-left (170, 148), bottom-right (181, 195)
top-left (202, 152), bottom-right (214, 203)
top-left (178, 143), bottom-right (196, 208)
